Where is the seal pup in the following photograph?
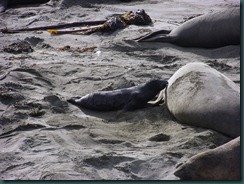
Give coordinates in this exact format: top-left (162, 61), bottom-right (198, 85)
top-left (67, 79), bottom-right (168, 111)
top-left (136, 8), bottom-right (240, 48)
top-left (174, 136), bottom-right (240, 180)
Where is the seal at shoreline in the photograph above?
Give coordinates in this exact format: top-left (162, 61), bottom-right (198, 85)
top-left (67, 79), bottom-right (168, 111)
top-left (136, 8), bottom-right (240, 48)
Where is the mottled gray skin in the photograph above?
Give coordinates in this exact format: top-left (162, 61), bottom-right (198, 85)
top-left (137, 8), bottom-right (240, 48)
top-left (0, 0), bottom-right (49, 12)
top-left (167, 63), bottom-right (240, 180)
top-left (174, 136), bottom-right (240, 180)
top-left (165, 62), bottom-right (240, 138)
top-left (67, 79), bottom-right (168, 111)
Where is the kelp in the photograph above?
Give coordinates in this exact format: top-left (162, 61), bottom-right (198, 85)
top-left (2, 9), bottom-right (152, 35)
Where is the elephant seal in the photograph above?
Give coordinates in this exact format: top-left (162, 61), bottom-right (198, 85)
top-left (0, 0), bottom-right (49, 12)
top-left (165, 62), bottom-right (240, 138)
top-left (165, 63), bottom-right (240, 180)
top-left (67, 79), bottom-right (168, 111)
top-left (136, 8), bottom-right (240, 48)
top-left (174, 136), bottom-right (240, 180)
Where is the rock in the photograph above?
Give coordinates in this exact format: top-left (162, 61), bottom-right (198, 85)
top-left (3, 41), bottom-right (33, 54)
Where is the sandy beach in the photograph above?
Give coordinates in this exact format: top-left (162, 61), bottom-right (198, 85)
top-left (0, 0), bottom-right (240, 180)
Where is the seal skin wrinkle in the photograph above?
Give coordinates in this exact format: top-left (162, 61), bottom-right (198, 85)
top-left (137, 8), bottom-right (240, 48)
top-left (67, 79), bottom-right (168, 111)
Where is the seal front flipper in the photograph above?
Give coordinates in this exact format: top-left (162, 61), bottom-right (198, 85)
top-left (67, 96), bottom-right (82, 106)
top-left (137, 34), bottom-right (175, 43)
top-left (148, 89), bottom-right (166, 106)
top-left (135, 29), bottom-right (171, 42)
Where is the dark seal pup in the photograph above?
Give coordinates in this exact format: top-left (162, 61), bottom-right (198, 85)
top-left (136, 8), bottom-right (240, 48)
top-left (67, 79), bottom-right (168, 111)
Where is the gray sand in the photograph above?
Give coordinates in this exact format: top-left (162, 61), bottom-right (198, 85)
top-left (0, 0), bottom-right (239, 180)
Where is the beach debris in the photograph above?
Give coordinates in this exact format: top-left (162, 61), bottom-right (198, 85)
top-left (83, 9), bottom-right (152, 34)
top-left (29, 107), bottom-right (46, 117)
top-left (1, 10), bottom-right (152, 35)
top-left (7, 55), bottom-right (30, 61)
top-left (24, 36), bottom-right (44, 47)
top-left (1, 20), bottom-right (106, 33)
top-left (48, 9), bottom-right (152, 35)
top-left (47, 27), bottom-right (93, 35)
top-left (3, 41), bottom-right (33, 54)
top-left (56, 45), bottom-right (97, 53)
top-left (24, 36), bottom-right (52, 49)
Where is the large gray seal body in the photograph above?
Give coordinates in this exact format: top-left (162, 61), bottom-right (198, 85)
top-left (137, 8), bottom-right (240, 48)
top-left (67, 79), bottom-right (168, 111)
top-left (174, 136), bottom-right (240, 180)
top-left (165, 62), bottom-right (240, 138)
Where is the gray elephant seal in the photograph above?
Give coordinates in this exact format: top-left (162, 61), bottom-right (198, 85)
top-left (165, 62), bottom-right (240, 138)
top-left (174, 136), bottom-right (240, 180)
top-left (164, 63), bottom-right (240, 180)
top-left (67, 79), bottom-right (168, 111)
top-left (136, 8), bottom-right (240, 48)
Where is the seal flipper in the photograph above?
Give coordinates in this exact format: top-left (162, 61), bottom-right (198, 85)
top-left (67, 96), bottom-right (81, 106)
top-left (148, 89), bottom-right (165, 106)
top-left (135, 29), bottom-right (171, 42)
top-left (137, 34), bottom-right (175, 42)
